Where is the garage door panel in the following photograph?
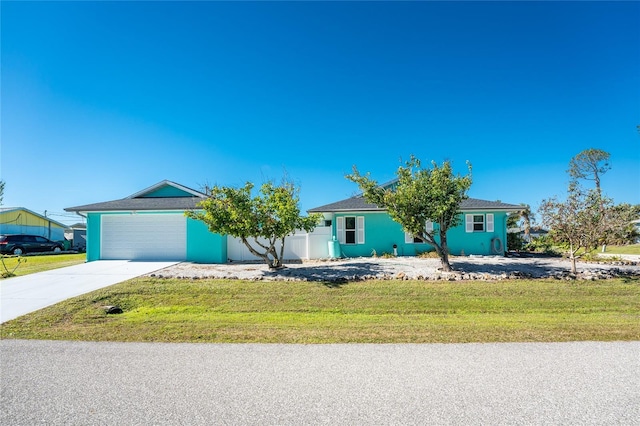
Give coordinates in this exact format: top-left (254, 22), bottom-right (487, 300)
top-left (102, 214), bottom-right (186, 260)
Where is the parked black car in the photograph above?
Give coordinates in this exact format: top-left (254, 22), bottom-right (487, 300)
top-left (0, 234), bottom-right (64, 255)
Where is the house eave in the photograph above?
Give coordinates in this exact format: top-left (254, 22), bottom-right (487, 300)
top-left (308, 207), bottom-right (386, 213)
top-left (65, 197), bottom-right (206, 214)
top-left (462, 207), bottom-right (523, 212)
top-left (68, 208), bottom-right (202, 215)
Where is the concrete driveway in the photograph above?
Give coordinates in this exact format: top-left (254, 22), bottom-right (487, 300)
top-left (0, 260), bottom-right (178, 323)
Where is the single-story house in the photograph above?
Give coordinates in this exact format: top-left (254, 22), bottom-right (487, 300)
top-left (65, 180), bottom-right (227, 262)
top-left (66, 179), bottom-right (521, 263)
top-left (308, 195), bottom-right (522, 257)
top-left (0, 207), bottom-right (67, 241)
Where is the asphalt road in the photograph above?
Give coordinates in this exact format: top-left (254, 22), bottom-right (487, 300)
top-left (1, 340), bottom-right (638, 425)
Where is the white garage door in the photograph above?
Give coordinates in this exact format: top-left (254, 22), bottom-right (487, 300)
top-left (101, 214), bottom-right (186, 260)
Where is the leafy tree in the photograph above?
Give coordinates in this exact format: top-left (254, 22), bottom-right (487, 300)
top-left (605, 203), bottom-right (640, 245)
top-left (518, 205), bottom-right (534, 242)
top-left (506, 230), bottom-right (525, 252)
top-left (567, 148), bottom-right (610, 196)
top-left (506, 206), bottom-right (534, 251)
top-left (346, 156), bottom-right (472, 272)
top-left (187, 180), bottom-right (320, 269)
top-left (540, 184), bottom-right (620, 274)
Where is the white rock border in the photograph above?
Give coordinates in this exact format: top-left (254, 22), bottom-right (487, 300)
top-left (148, 255), bottom-right (640, 282)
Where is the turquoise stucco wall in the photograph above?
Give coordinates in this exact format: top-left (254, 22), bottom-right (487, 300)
top-left (333, 211), bottom-right (509, 258)
top-left (333, 212), bottom-right (430, 258)
top-left (446, 211), bottom-right (509, 256)
top-left (186, 217), bottom-right (227, 263)
top-left (86, 213), bottom-right (102, 262)
top-left (142, 186), bottom-right (193, 198)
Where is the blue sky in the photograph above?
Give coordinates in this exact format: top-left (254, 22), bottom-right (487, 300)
top-left (2, 1), bottom-right (639, 226)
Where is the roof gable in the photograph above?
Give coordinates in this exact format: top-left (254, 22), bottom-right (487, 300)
top-left (128, 180), bottom-right (205, 199)
top-left (65, 180), bottom-right (207, 213)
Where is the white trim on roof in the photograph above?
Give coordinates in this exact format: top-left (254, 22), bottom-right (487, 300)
top-left (127, 180), bottom-right (205, 199)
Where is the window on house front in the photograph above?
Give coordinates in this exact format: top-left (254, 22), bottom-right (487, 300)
top-left (345, 216), bottom-right (356, 244)
top-left (404, 221), bottom-right (434, 244)
top-left (404, 234), bottom-right (424, 244)
top-left (473, 215), bottom-right (485, 232)
top-left (337, 216), bottom-right (365, 244)
top-left (465, 214), bottom-right (495, 233)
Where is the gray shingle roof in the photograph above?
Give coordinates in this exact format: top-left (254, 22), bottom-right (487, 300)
top-left (461, 198), bottom-right (523, 211)
top-left (308, 196), bottom-right (522, 213)
top-left (65, 180), bottom-right (207, 213)
top-left (65, 196), bottom-right (205, 213)
top-left (308, 196), bottom-right (384, 213)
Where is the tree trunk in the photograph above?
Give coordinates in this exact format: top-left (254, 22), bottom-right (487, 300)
top-left (241, 237), bottom-right (284, 269)
top-left (278, 238), bottom-right (286, 267)
top-left (421, 229), bottom-right (453, 272)
top-left (439, 230), bottom-right (453, 272)
top-left (570, 255), bottom-right (577, 274)
top-left (569, 243), bottom-right (578, 274)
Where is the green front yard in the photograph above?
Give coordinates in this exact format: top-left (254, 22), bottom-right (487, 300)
top-left (602, 244), bottom-right (640, 255)
top-left (2, 276), bottom-right (638, 343)
top-left (1, 253), bottom-right (86, 278)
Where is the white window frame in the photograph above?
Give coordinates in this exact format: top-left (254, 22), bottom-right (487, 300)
top-left (337, 216), bottom-right (364, 244)
top-left (404, 221), bottom-right (434, 244)
top-left (465, 214), bottom-right (494, 233)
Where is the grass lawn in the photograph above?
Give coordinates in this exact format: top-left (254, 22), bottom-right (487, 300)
top-left (0, 253), bottom-right (86, 278)
top-left (2, 277), bottom-right (638, 343)
top-left (602, 244), bottom-right (640, 255)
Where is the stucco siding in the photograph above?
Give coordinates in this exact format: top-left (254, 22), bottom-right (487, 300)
top-left (142, 186), bottom-right (193, 198)
top-left (334, 212), bottom-right (410, 257)
top-left (447, 211), bottom-right (509, 256)
top-left (86, 213), bottom-right (102, 262)
top-left (332, 211), bottom-right (509, 258)
top-left (186, 218), bottom-right (227, 263)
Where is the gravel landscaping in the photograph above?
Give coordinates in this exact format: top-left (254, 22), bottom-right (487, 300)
top-left (151, 254), bottom-right (640, 282)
